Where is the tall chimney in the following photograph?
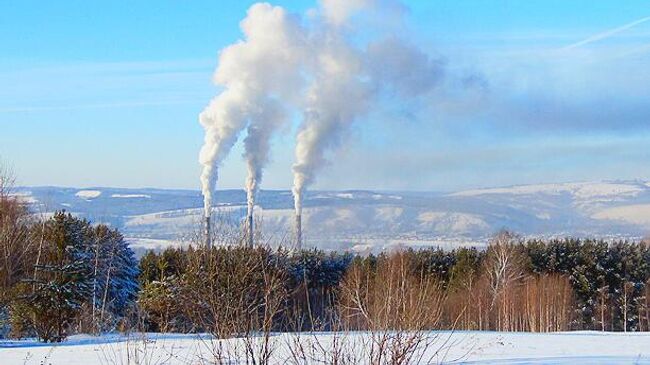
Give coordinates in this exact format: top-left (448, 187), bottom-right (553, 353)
top-left (246, 209), bottom-right (254, 247)
top-left (295, 213), bottom-right (302, 250)
top-left (205, 214), bottom-right (212, 248)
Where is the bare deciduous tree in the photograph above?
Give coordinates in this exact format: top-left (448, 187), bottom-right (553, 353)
top-left (338, 252), bottom-right (450, 365)
top-left (183, 246), bottom-right (288, 365)
top-left (0, 163), bottom-right (36, 331)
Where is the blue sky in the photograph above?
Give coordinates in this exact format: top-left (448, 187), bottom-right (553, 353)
top-left (1, 0), bottom-right (649, 191)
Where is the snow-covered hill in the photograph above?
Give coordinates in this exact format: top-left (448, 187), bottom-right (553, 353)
top-left (14, 181), bottom-right (650, 253)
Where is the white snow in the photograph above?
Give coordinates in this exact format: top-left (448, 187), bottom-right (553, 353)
top-left (418, 211), bottom-right (447, 222)
top-left (111, 194), bottom-right (151, 199)
top-left (328, 208), bottom-right (360, 227)
top-left (336, 193), bottom-right (355, 199)
top-left (371, 194), bottom-right (402, 200)
top-left (126, 237), bottom-right (180, 251)
top-left (2, 331), bottom-right (649, 365)
top-left (452, 184), bottom-right (565, 197)
top-left (8, 192), bottom-right (38, 204)
top-left (124, 208), bottom-right (207, 230)
top-left (418, 211), bottom-right (489, 234)
top-left (571, 182), bottom-right (644, 200)
top-left (374, 206), bottom-right (404, 221)
top-left (75, 190), bottom-right (102, 199)
top-left (351, 243), bottom-right (374, 253)
top-left (592, 204), bottom-right (650, 226)
top-left (452, 182), bottom-right (644, 200)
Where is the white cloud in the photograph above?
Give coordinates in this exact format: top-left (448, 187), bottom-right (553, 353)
top-left (319, 0), bottom-right (371, 25)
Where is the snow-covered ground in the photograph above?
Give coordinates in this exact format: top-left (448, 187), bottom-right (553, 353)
top-left (2, 331), bottom-right (650, 364)
top-left (75, 190), bottom-right (103, 200)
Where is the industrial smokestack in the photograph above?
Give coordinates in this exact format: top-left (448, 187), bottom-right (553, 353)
top-left (295, 212), bottom-right (302, 250)
top-left (246, 204), bottom-right (254, 247)
top-left (204, 214), bottom-right (212, 248)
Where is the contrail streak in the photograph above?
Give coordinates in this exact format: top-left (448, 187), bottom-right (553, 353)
top-left (562, 16), bottom-right (650, 50)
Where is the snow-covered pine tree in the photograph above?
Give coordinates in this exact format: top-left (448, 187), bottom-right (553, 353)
top-left (87, 224), bottom-right (139, 332)
top-left (24, 211), bottom-right (93, 342)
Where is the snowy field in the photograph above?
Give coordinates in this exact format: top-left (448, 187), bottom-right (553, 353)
top-left (2, 331), bottom-right (650, 364)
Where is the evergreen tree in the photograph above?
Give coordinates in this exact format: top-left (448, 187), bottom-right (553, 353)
top-left (412, 247), bottom-right (457, 287)
top-left (448, 247), bottom-right (483, 291)
top-left (23, 212), bottom-right (92, 342)
top-left (88, 225), bottom-right (139, 331)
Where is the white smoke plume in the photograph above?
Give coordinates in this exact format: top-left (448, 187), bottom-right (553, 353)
top-left (199, 3), bottom-right (306, 217)
top-left (243, 98), bottom-right (285, 236)
top-left (199, 0), bottom-right (480, 242)
top-left (291, 0), bottom-right (450, 219)
top-left (366, 38), bottom-right (446, 97)
top-left (292, 35), bottom-right (372, 216)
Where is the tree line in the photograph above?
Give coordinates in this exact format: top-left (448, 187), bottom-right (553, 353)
top-left (136, 233), bottom-right (650, 335)
top-left (2, 178), bottom-right (650, 343)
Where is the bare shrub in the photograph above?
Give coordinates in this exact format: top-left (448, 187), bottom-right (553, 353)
top-left (338, 251), bottom-right (448, 365)
top-left (183, 246), bottom-right (288, 364)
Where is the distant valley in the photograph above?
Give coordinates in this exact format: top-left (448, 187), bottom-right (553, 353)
top-left (13, 181), bottom-right (650, 254)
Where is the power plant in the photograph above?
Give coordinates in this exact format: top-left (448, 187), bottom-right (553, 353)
top-left (198, 3), bottom-right (450, 251)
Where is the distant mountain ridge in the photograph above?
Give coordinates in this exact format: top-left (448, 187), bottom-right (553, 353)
top-left (12, 181), bottom-right (650, 253)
